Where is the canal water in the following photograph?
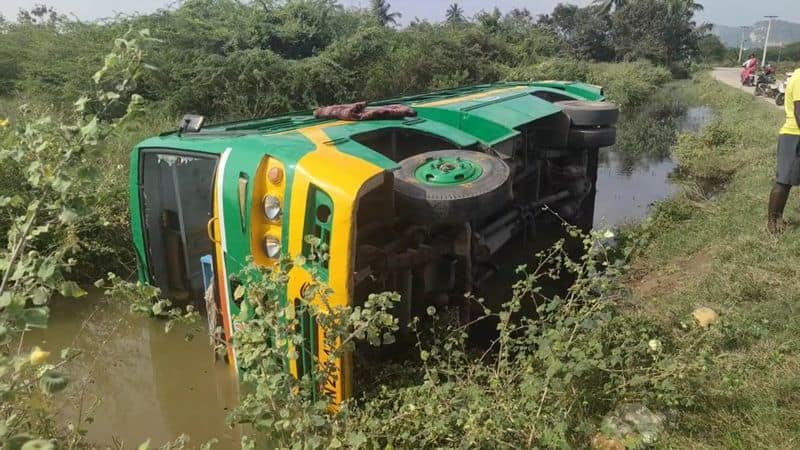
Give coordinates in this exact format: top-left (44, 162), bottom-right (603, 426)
top-left (23, 106), bottom-right (713, 448)
top-left (25, 296), bottom-right (241, 447)
top-left (593, 105), bottom-right (713, 228)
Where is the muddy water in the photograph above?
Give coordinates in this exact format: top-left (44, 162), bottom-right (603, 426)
top-left (26, 106), bottom-right (713, 449)
top-left (25, 295), bottom-right (241, 448)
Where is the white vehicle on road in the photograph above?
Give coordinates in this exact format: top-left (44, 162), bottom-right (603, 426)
top-left (777, 72), bottom-right (795, 106)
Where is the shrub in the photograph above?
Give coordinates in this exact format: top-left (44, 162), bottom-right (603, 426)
top-left (590, 61), bottom-right (672, 109)
top-left (0, 30), bottom-right (156, 448)
top-left (226, 229), bottom-right (712, 449)
top-left (504, 58), bottom-right (591, 83)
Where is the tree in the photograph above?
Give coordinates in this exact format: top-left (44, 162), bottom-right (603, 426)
top-left (538, 4), bottom-right (580, 38)
top-left (538, 4), bottom-right (613, 61)
top-left (445, 3), bottom-right (465, 25)
top-left (662, 0), bottom-right (709, 63)
top-left (16, 4), bottom-right (61, 25)
top-left (698, 33), bottom-right (727, 62)
top-left (475, 7), bottom-right (501, 32)
top-left (504, 8), bottom-right (534, 29)
top-left (592, 0), bottom-right (627, 15)
top-left (570, 8), bottom-right (615, 61)
top-left (370, 0), bottom-right (401, 27)
top-left (666, 0), bottom-right (704, 14)
top-left (612, 0), bottom-right (706, 65)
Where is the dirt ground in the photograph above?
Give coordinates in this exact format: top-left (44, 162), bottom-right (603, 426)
top-left (711, 67), bottom-right (783, 109)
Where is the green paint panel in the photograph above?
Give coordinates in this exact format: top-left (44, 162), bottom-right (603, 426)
top-left (415, 156), bottom-right (483, 185)
top-left (530, 81), bottom-right (605, 101)
top-left (413, 88), bottom-right (570, 145)
top-left (465, 94), bottom-right (563, 143)
top-left (218, 134), bottom-right (316, 319)
top-left (128, 148), bottom-right (149, 284)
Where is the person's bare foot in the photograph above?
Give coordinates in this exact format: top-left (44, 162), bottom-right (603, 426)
top-left (768, 218), bottom-right (788, 234)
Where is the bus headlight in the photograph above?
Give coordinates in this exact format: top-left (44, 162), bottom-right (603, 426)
top-left (262, 195), bottom-right (282, 220)
top-left (263, 235), bottom-right (281, 258)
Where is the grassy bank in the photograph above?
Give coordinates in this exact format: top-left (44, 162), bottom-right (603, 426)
top-left (623, 73), bottom-right (800, 448)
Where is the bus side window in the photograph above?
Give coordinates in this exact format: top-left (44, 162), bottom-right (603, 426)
top-left (302, 185), bottom-right (333, 280)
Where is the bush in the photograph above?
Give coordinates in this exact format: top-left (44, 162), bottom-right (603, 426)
top-left (0, 30), bottom-right (156, 448)
top-left (504, 58), bottom-right (591, 83)
top-left (227, 230), bottom-right (712, 449)
top-left (589, 61), bottom-right (672, 109)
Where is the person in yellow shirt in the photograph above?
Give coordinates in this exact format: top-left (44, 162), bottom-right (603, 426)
top-left (768, 68), bottom-right (800, 233)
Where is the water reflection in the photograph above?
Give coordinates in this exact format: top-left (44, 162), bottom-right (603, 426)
top-left (594, 149), bottom-right (677, 228)
top-left (593, 105), bottom-right (712, 227)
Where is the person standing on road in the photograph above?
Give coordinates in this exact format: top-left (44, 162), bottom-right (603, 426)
top-left (767, 68), bottom-right (800, 233)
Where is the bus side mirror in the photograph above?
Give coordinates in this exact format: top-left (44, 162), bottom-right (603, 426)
top-left (178, 114), bottom-right (205, 134)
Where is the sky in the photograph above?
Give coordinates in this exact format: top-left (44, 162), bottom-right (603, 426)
top-left (1, 0), bottom-right (799, 27)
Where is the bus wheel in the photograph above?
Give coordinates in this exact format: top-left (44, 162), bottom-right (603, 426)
top-left (556, 100), bottom-right (619, 127)
top-left (394, 150), bottom-right (512, 224)
top-left (567, 127), bottom-right (617, 149)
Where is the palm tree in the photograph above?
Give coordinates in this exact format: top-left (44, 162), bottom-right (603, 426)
top-left (666, 0), bottom-right (704, 15)
top-left (370, 0), bottom-right (401, 27)
top-left (595, 0), bottom-right (703, 15)
top-left (662, 0), bottom-right (708, 64)
top-left (591, 0), bottom-right (627, 15)
top-left (445, 3), bottom-right (465, 25)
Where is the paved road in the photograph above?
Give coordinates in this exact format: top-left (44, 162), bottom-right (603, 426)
top-left (712, 67), bottom-right (782, 109)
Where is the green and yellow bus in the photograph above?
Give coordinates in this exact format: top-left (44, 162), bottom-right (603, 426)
top-left (129, 81), bottom-right (618, 403)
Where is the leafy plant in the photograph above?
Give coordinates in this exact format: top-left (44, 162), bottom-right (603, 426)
top-left (223, 229), bottom-right (711, 449)
top-left (0, 29), bottom-right (156, 447)
top-left (228, 238), bottom-right (400, 448)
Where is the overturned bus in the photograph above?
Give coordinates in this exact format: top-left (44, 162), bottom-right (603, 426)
top-left (129, 82), bottom-right (618, 403)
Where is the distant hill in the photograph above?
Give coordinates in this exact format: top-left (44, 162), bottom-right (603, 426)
top-left (712, 20), bottom-right (800, 49)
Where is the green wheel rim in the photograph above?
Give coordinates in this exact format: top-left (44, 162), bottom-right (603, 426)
top-left (414, 156), bottom-right (483, 185)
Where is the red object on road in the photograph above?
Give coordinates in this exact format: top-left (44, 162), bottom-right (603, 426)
top-left (741, 58), bottom-right (759, 86)
top-left (741, 66), bottom-right (758, 85)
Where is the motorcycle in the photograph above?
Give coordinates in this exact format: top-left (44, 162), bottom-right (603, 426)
top-left (754, 65), bottom-right (777, 96)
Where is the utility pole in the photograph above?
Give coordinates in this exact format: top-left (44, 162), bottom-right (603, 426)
top-left (762, 15), bottom-right (778, 65)
top-left (738, 26), bottom-right (749, 63)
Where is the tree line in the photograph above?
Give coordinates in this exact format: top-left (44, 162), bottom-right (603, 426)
top-left (0, 0), bottom-right (715, 121)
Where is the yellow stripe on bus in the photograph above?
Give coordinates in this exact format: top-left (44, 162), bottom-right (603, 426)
top-left (287, 124), bottom-right (383, 405)
top-left (412, 85), bottom-right (527, 107)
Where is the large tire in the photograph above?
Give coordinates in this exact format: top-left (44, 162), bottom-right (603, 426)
top-left (556, 100), bottom-right (619, 127)
top-left (567, 126), bottom-right (617, 149)
top-left (394, 150), bottom-right (511, 224)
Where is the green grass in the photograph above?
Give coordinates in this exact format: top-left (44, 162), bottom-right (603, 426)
top-left (624, 73), bottom-right (800, 448)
